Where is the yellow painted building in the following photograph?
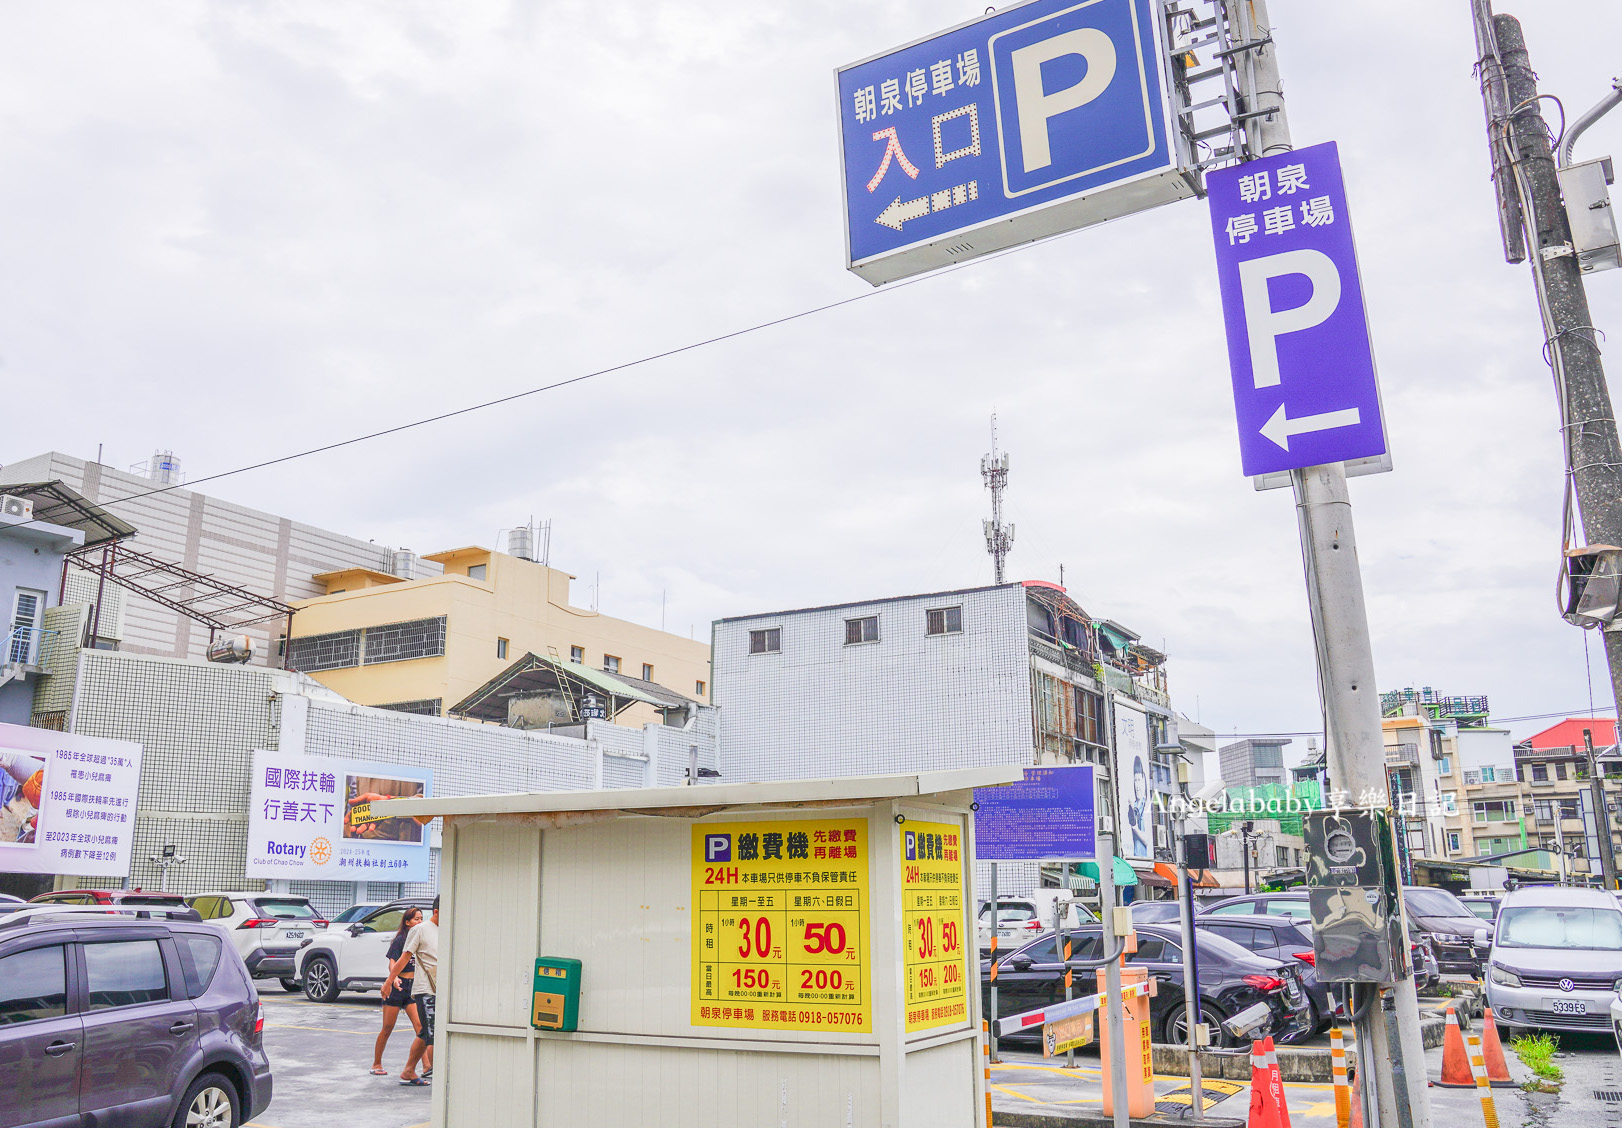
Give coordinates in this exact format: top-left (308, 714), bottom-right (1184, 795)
top-left (284, 546), bottom-right (710, 722)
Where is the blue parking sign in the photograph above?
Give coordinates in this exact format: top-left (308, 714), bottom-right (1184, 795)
top-left (838, 0), bottom-right (1194, 285)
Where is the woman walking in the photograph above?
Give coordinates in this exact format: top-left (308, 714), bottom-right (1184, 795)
top-left (371, 907), bottom-right (423, 1075)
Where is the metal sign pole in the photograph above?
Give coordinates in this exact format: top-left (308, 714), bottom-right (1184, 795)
top-left (1230, 2), bottom-right (1430, 1124)
top-left (1176, 854), bottom-right (1205, 1121)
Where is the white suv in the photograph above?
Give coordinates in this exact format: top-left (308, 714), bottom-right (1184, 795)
top-left (293, 898), bottom-right (434, 1003)
top-left (186, 892), bottom-right (328, 990)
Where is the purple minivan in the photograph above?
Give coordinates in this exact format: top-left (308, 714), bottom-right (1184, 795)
top-left (0, 906), bottom-right (273, 1127)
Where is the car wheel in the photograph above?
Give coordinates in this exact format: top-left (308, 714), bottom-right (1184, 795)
top-left (302, 956), bottom-right (340, 1003)
top-left (278, 978), bottom-right (299, 992)
top-left (1165, 1004), bottom-right (1230, 1050)
top-left (171, 1072), bottom-right (238, 1128)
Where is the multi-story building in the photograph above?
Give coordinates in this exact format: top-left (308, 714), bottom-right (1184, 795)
top-left (711, 580), bottom-right (1175, 887)
top-left (1511, 717), bottom-right (1622, 878)
top-left (286, 546), bottom-right (710, 722)
top-left (0, 484), bottom-right (100, 724)
top-left (1380, 687), bottom-right (1493, 866)
top-left (1217, 737), bottom-right (1291, 790)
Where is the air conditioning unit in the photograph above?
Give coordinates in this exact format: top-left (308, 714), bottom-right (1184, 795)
top-left (1098, 815), bottom-right (1115, 834)
top-left (0, 495), bottom-right (32, 520)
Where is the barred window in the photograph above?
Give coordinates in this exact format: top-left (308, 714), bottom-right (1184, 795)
top-left (844, 616), bottom-right (879, 645)
top-left (926, 606), bottom-right (962, 636)
top-left (749, 629), bottom-right (780, 655)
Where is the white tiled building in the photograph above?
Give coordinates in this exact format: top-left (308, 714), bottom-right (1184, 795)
top-left (712, 581), bottom-right (1177, 892)
top-left (0, 451), bottom-right (439, 668)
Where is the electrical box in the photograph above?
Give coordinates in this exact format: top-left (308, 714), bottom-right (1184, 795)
top-left (531, 957), bottom-right (582, 1031)
top-left (1303, 809), bottom-right (1406, 984)
top-left (1559, 157), bottom-right (1622, 274)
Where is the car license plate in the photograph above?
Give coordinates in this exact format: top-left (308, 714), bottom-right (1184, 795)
top-left (1549, 999), bottom-right (1587, 1016)
top-left (284, 930), bottom-right (306, 940)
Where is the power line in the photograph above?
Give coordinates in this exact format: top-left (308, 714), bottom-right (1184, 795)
top-left (1197, 705), bottom-right (1618, 742)
top-left (78, 225), bottom-right (1096, 514)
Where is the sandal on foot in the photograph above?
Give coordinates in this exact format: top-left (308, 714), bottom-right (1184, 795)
top-left (399, 1076), bottom-right (428, 1086)
top-left (370, 1068), bottom-right (387, 1075)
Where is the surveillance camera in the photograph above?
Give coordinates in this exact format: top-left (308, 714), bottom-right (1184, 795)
top-left (1223, 1001), bottom-right (1274, 1041)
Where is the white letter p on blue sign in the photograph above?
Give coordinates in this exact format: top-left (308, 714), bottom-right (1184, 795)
top-left (1009, 29), bottom-right (1117, 173)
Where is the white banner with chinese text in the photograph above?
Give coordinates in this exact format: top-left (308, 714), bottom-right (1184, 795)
top-left (247, 750), bottom-right (432, 882)
top-left (0, 721), bottom-right (143, 877)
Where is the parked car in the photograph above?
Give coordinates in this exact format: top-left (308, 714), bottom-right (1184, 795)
top-left (1486, 885), bottom-right (1622, 1039)
top-left (0, 904), bottom-right (273, 1127)
top-left (981, 923), bottom-right (1311, 1048)
top-left (1202, 887), bottom-right (1489, 978)
top-left (30, 888), bottom-right (198, 916)
top-left (1129, 899), bottom-right (1184, 924)
top-left (1195, 913), bottom-right (1335, 1039)
top-left (0, 892), bottom-right (23, 902)
top-left (330, 902), bottom-right (387, 925)
top-left (977, 894), bottom-right (1097, 955)
top-left (186, 891), bottom-right (328, 992)
top-left (1200, 892), bottom-right (1314, 922)
top-left (293, 897), bottom-right (435, 1002)
top-left (1400, 886), bottom-right (1493, 977)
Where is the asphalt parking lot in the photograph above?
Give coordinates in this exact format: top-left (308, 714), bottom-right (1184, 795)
top-left (247, 982), bottom-right (430, 1128)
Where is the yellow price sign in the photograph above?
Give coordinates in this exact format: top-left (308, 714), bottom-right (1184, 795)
top-left (692, 819), bottom-right (871, 1033)
top-left (900, 819), bottom-right (969, 1032)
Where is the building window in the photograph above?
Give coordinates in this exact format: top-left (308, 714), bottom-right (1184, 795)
top-left (695, 680), bottom-right (706, 696)
top-left (362, 617), bottom-right (448, 666)
top-left (844, 616), bottom-right (879, 645)
top-left (603, 654), bottom-right (621, 674)
top-left (467, 564), bottom-right (487, 580)
top-left (1274, 846), bottom-right (1289, 866)
top-left (1436, 755), bottom-right (1452, 776)
top-left (1531, 762), bottom-right (1548, 782)
top-left (1556, 762), bottom-right (1568, 781)
top-left (926, 606), bottom-right (963, 635)
top-left (642, 663), bottom-right (654, 681)
top-left (1472, 799), bottom-right (1516, 823)
top-left (570, 646), bottom-right (584, 663)
top-left (497, 638), bottom-right (509, 660)
top-left (1447, 831), bottom-right (1461, 853)
top-left (749, 628), bottom-right (781, 655)
top-left (1576, 760), bottom-right (1591, 780)
top-left (1074, 687), bottom-right (1104, 749)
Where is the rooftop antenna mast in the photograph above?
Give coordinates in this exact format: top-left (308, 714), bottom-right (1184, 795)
top-left (981, 415), bottom-right (1014, 584)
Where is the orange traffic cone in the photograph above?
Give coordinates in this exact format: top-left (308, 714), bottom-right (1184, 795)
top-left (1435, 1005), bottom-right (1475, 1088)
top-left (1347, 1071), bottom-right (1363, 1128)
top-left (1479, 1009), bottom-right (1516, 1087)
top-left (1249, 1039), bottom-right (1280, 1128)
top-left (1264, 1035), bottom-right (1293, 1128)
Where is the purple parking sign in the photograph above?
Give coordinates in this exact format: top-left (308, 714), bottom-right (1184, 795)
top-left (1207, 141), bottom-right (1387, 476)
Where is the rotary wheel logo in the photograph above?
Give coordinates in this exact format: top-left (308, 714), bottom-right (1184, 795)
top-left (309, 837), bottom-right (333, 865)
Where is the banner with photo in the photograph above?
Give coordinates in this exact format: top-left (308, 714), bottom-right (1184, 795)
top-left (0, 721), bottom-right (143, 877)
top-left (1113, 700), bottom-right (1152, 860)
top-left (247, 750), bottom-right (432, 882)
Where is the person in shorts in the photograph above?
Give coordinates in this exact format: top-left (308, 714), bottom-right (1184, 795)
top-left (372, 906), bottom-right (423, 1075)
top-left (389, 894), bottom-right (439, 1085)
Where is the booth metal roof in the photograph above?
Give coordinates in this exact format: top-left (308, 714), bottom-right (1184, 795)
top-left (380, 765), bottom-right (1024, 819)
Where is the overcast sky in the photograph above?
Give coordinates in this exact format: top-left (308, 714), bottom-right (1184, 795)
top-left (2, 1), bottom-right (1619, 749)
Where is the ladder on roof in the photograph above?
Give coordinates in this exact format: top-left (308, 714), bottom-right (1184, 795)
top-left (545, 646), bottom-right (581, 723)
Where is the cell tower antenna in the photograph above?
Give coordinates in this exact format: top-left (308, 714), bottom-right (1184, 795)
top-left (981, 415), bottom-right (1014, 584)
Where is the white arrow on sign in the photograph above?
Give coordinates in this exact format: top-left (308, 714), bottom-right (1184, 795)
top-left (1260, 403), bottom-right (1361, 451)
top-left (875, 180), bottom-right (980, 231)
top-left (875, 194), bottom-right (930, 231)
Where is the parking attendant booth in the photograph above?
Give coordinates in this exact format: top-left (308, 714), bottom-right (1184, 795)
top-left (384, 766), bottom-right (1018, 1128)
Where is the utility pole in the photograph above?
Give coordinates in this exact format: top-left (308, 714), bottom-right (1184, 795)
top-left (1474, 6), bottom-right (1622, 758)
top-left (1232, 2), bottom-right (1432, 1125)
top-left (981, 416), bottom-right (1014, 584)
top-left (1585, 728), bottom-right (1618, 888)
